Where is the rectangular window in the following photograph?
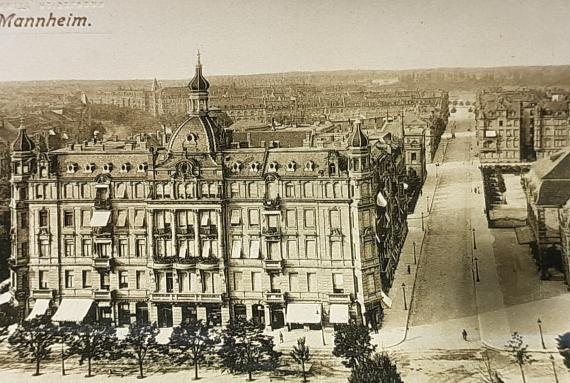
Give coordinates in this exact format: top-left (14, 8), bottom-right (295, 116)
top-left (134, 210), bottom-right (146, 227)
top-left (82, 210), bottom-right (91, 227)
top-left (307, 273), bottom-right (317, 292)
top-left (63, 211), bottom-right (74, 227)
top-left (251, 272), bottom-right (261, 291)
top-left (230, 209), bottom-right (241, 226)
top-left (304, 209), bottom-right (315, 228)
top-left (119, 271), bottom-right (129, 289)
top-left (82, 239), bottom-right (92, 257)
top-left (306, 239), bottom-right (316, 258)
top-left (201, 271), bottom-right (214, 293)
top-left (367, 273), bottom-right (376, 294)
top-left (136, 270), bottom-right (146, 289)
top-left (64, 240), bottom-right (74, 257)
top-left (411, 152), bottom-right (417, 162)
top-left (289, 273), bottom-right (299, 292)
top-left (304, 182), bottom-right (313, 198)
top-left (248, 209), bottom-right (259, 227)
top-left (249, 239), bottom-right (260, 259)
top-left (233, 271), bottom-right (243, 291)
top-left (231, 238), bottom-right (242, 259)
top-left (362, 210), bottom-right (371, 227)
top-left (287, 239), bottom-right (297, 259)
top-left (333, 273), bottom-right (344, 293)
top-left (268, 241), bottom-right (280, 260)
top-left (65, 270), bottom-right (74, 288)
top-left (136, 239), bottom-right (146, 258)
top-left (82, 270), bottom-right (92, 288)
top-left (286, 209), bottom-right (297, 228)
top-left (230, 183), bottom-right (240, 198)
top-left (248, 182), bottom-right (259, 197)
top-left (331, 241), bottom-right (342, 259)
top-left (285, 183), bottom-right (294, 198)
top-left (39, 210), bottom-right (48, 228)
top-left (39, 270), bottom-right (48, 289)
top-left (330, 209), bottom-right (340, 229)
top-left (118, 239), bottom-right (128, 257)
top-left (39, 239), bottom-right (50, 258)
top-left (116, 210), bottom-right (128, 228)
top-left (165, 272), bottom-right (174, 293)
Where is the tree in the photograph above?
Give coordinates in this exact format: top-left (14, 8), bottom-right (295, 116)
top-left (66, 323), bottom-right (119, 377)
top-left (122, 322), bottom-right (162, 379)
top-left (291, 336), bottom-right (311, 383)
top-left (8, 318), bottom-right (57, 376)
top-left (505, 332), bottom-right (532, 383)
top-left (333, 323), bottom-right (376, 368)
top-left (168, 319), bottom-right (219, 380)
top-left (218, 318), bottom-right (281, 381)
top-left (348, 353), bottom-right (403, 383)
top-left (556, 332), bottom-right (570, 370)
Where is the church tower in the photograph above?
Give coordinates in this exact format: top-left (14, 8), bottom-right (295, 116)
top-left (188, 51), bottom-right (210, 115)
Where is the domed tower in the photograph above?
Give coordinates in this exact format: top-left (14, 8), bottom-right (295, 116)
top-left (188, 51), bottom-right (210, 115)
top-left (347, 119), bottom-right (371, 175)
top-left (10, 118), bottom-right (36, 311)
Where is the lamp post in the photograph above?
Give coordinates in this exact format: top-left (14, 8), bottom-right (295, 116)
top-left (413, 241), bottom-right (417, 265)
top-left (472, 228), bottom-right (477, 250)
top-left (474, 257), bottom-right (480, 282)
top-left (537, 318), bottom-right (546, 349)
top-left (318, 306), bottom-right (326, 346)
top-left (421, 212), bottom-right (424, 231)
top-left (401, 283), bottom-right (407, 310)
top-left (426, 195), bottom-right (430, 213)
top-left (550, 355), bottom-right (560, 383)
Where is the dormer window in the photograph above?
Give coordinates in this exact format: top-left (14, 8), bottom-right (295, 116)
top-left (250, 162), bottom-right (261, 172)
top-left (84, 163), bottom-right (95, 173)
top-left (268, 161), bottom-right (278, 172)
top-left (287, 161), bottom-right (296, 172)
top-left (66, 163), bottom-right (78, 173)
top-left (120, 163), bottom-right (131, 173)
top-left (186, 133), bottom-right (197, 143)
top-left (102, 163), bottom-right (113, 173)
top-left (138, 163), bottom-right (148, 172)
top-left (232, 161), bottom-right (242, 173)
top-left (304, 161), bottom-right (315, 171)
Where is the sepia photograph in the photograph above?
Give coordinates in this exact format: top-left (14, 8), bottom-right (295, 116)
top-left (1, 0), bottom-right (570, 381)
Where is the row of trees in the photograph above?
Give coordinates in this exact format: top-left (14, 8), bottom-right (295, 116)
top-left (0, 317), bottom-right (282, 381)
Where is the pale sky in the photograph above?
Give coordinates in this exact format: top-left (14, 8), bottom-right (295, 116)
top-left (1, 0), bottom-right (570, 81)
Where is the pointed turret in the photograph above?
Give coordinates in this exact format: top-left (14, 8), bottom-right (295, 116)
top-left (349, 119), bottom-right (369, 148)
top-left (188, 51), bottom-right (210, 93)
top-left (188, 51), bottom-right (210, 114)
top-left (12, 117), bottom-right (35, 152)
top-left (151, 78), bottom-right (160, 92)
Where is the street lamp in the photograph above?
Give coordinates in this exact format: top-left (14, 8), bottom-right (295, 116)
top-left (421, 212), bottom-right (425, 231)
top-left (550, 355), bottom-right (560, 383)
top-left (401, 283), bottom-right (408, 311)
top-left (426, 195), bottom-right (430, 213)
top-left (413, 241), bottom-right (417, 265)
top-left (537, 318), bottom-right (546, 349)
top-left (474, 257), bottom-right (480, 282)
top-left (472, 228), bottom-right (477, 250)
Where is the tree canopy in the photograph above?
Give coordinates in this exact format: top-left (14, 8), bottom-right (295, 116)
top-left (333, 323), bottom-right (376, 368)
top-left (348, 353), bottom-right (403, 383)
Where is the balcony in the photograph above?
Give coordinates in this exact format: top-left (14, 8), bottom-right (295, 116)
top-left (150, 292), bottom-right (223, 303)
top-left (93, 289), bottom-right (115, 301)
top-left (263, 196), bottom-right (281, 211)
top-left (264, 291), bottom-right (285, 303)
top-left (262, 227), bottom-right (282, 241)
top-left (92, 257), bottom-right (114, 269)
top-left (328, 292), bottom-right (352, 304)
top-left (177, 226), bottom-right (195, 238)
top-left (199, 225), bottom-right (218, 239)
top-left (151, 256), bottom-right (176, 270)
top-left (31, 289), bottom-right (55, 300)
top-left (8, 257), bottom-right (28, 270)
top-left (92, 226), bottom-right (112, 238)
top-left (94, 198), bottom-right (111, 210)
top-left (153, 227), bottom-right (172, 238)
top-left (262, 259), bottom-right (283, 272)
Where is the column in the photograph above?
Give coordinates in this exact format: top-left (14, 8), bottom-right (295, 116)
top-left (264, 305), bottom-right (271, 331)
top-left (173, 305), bottom-right (182, 325)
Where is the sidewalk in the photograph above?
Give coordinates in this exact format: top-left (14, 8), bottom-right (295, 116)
top-left (376, 141), bottom-right (448, 349)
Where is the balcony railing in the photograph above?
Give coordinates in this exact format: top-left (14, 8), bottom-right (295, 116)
top-left (177, 226), bottom-right (195, 238)
top-left (31, 289), bottom-right (55, 300)
top-left (263, 196), bottom-right (281, 211)
top-left (153, 227), bottom-right (172, 237)
top-left (329, 292), bottom-right (352, 303)
top-left (93, 289), bottom-right (115, 301)
top-left (262, 259), bottom-right (283, 271)
top-left (262, 227), bottom-right (282, 241)
top-left (263, 291), bottom-right (285, 303)
top-left (150, 292), bottom-right (223, 303)
top-left (8, 257), bottom-right (28, 269)
top-left (199, 225), bottom-right (218, 238)
top-left (92, 226), bottom-right (112, 237)
top-left (93, 257), bottom-right (114, 269)
top-left (94, 198), bottom-right (111, 210)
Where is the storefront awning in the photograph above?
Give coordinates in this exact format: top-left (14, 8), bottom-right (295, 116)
top-left (0, 291), bottom-right (12, 306)
top-left (52, 298), bottom-right (93, 322)
top-left (380, 290), bottom-right (393, 308)
top-left (26, 299), bottom-right (50, 320)
top-left (286, 303), bottom-right (321, 324)
top-left (90, 211), bottom-right (111, 227)
top-left (376, 191), bottom-right (388, 207)
top-left (329, 304), bottom-right (349, 324)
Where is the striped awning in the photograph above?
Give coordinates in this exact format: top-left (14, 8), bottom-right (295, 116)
top-left (26, 299), bottom-right (51, 320)
top-left (52, 299), bottom-right (93, 322)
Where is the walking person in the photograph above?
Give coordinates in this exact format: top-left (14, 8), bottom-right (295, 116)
top-left (462, 329), bottom-right (468, 341)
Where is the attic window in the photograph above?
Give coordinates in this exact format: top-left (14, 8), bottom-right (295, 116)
top-left (138, 163), bottom-right (148, 172)
top-left (250, 162), bottom-right (261, 172)
top-left (287, 161), bottom-right (296, 171)
top-left (304, 161), bottom-right (315, 171)
top-left (232, 161), bottom-right (242, 173)
top-left (121, 163), bottom-right (131, 173)
top-left (84, 163), bottom-right (95, 173)
top-left (186, 133), bottom-right (197, 143)
top-left (102, 163), bottom-right (113, 173)
top-left (66, 163), bottom-right (78, 173)
top-left (268, 161), bottom-right (278, 172)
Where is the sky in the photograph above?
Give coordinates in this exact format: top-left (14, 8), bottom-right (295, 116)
top-left (1, 0), bottom-right (570, 81)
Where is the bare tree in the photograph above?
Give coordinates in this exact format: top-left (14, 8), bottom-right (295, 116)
top-left (505, 332), bottom-right (532, 383)
top-left (291, 336), bottom-right (311, 382)
top-left (477, 350), bottom-right (505, 383)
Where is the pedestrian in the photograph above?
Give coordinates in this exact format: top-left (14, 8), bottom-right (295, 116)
top-left (279, 331), bottom-right (284, 344)
top-left (407, 265), bottom-right (411, 274)
top-left (462, 329), bottom-right (468, 341)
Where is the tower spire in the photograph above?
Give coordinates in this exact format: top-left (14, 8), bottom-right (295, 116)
top-left (197, 49), bottom-right (201, 66)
